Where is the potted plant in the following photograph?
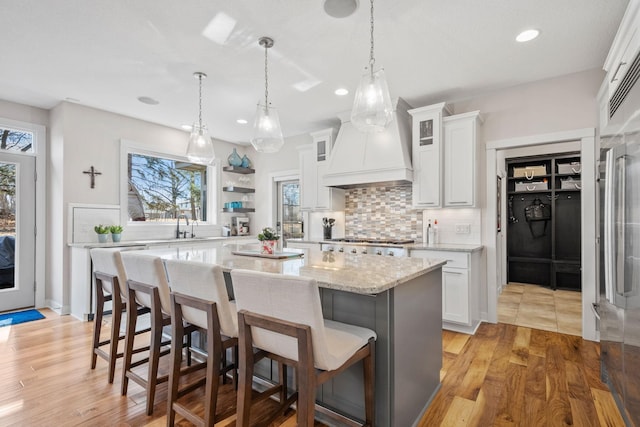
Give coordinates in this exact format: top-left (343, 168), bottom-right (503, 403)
top-left (94, 224), bottom-right (110, 243)
top-left (257, 227), bottom-right (280, 255)
top-left (109, 225), bottom-right (123, 243)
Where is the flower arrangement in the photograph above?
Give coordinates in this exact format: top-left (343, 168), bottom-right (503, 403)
top-left (257, 227), bottom-right (280, 255)
top-left (257, 227), bottom-right (280, 241)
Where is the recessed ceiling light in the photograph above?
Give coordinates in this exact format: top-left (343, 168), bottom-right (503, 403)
top-left (237, 119), bottom-right (248, 124)
top-left (181, 124), bottom-right (192, 131)
top-left (516, 29), bottom-right (540, 43)
top-left (335, 88), bottom-right (349, 96)
top-left (324, 0), bottom-right (359, 18)
top-left (137, 96), bottom-right (159, 105)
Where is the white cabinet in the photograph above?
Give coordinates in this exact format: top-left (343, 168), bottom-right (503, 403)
top-left (409, 103), bottom-right (450, 208)
top-left (443, 111), bottom-right (481, 207)
top-left (299, 128), bottom-right (344, 211)
top-left (409, 248), bottom-right (482, 334)
top-left (409, 104), bottom-right (481, 208)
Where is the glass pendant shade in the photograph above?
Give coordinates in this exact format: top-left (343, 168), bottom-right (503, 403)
top-left (351, 68), bottom-right (394, 132)
top-left (251, 103), bottom-right (284, 153)
top-left (186, 71), bottom-right (215, 164)
top-left (187, 123), bottom-right (215, 164)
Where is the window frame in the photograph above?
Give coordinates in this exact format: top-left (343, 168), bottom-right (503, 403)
top-left (119, 139), bottom-right (217, 227)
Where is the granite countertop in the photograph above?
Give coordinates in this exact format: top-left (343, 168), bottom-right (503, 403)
top-left (138, 244), bottom-right (446, 295)
top-left (68, 235), bottom-right (257, 249)
top-left (287, 238), bottom-right (483, 252)
top-left (407, 243), bottom-right (484, 252)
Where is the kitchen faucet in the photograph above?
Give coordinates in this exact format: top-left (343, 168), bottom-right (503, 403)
top-left (176, 214), bottom-right (189, 238)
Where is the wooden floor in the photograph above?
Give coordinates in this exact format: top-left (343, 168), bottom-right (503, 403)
top-left (498, 282), bottom-right (582, 336)
top-left (0, 309), bottom-right (625, 426)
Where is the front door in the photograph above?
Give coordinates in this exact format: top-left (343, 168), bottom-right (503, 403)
top-left (0, 151), bottom-right (36, 312)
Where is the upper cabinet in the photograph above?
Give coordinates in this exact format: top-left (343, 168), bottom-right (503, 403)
top-left (600, 1), bottom-right (640, 129)
top-left (299, 128), bottom-right (344, 211)
top-left (409, 104), bottom-right (482, 208)
top-left (443, 111), bottom-right (482, 207)
top-left (409, 103), bottom-right (450, 208)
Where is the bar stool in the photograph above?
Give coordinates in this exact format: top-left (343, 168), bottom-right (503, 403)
top-left (89, 248), bottom-right (150, 383)
top-left (120, 252), bottom-right (179, 415)
top-left (164, 259), bottom-right (239, 426)
top-left (230, 269), bottom-right (376, 427)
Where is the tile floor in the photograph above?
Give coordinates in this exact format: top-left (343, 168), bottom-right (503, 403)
top-left (497, 282), bottom-right (582, 336)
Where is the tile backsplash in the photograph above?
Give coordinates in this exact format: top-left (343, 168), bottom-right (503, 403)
top-left (422, 208), bottom-right (482, 245)
top-left (345, 185), bottom-right (423, 240)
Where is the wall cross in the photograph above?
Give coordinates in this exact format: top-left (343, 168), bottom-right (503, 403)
top-left (83, 166), bottom-right (102, 189)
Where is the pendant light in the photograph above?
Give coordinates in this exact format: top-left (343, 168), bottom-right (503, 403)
top-left (251, 36), bottom-right (284, 153)
top-left (350, 0), bottom-right (393, 132)
top-left (186, 72), bottom-right (215, 164)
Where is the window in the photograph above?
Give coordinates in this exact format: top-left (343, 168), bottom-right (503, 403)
top-left (0, 127), bottom-right (34, 153)
top-left (121, 141), bottom-right (215, 225)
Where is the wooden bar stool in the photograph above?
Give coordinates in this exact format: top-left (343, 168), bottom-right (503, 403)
top-left (164, 259), bottom-right (239, 427)
top-left (89, 248), bottom-right (150, 384)
top-left (230, 269), bottom-right (376, 427)
top-left (120, 252), bottom-right (179, 416)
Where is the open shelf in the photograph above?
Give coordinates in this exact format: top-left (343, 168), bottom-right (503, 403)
top-left (222, 166), bottom-right (255, 174)
top-left (222, 207), bottom-right (255, 213)
top-left (222, 186), bottom-right (255, 193)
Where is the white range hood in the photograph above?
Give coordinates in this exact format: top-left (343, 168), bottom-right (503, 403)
top-left (323, 97), bottom-right (413, 189)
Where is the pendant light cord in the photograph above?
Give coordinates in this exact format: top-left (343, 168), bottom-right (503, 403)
top-left (198, 74), bottom-right (203, 128)
top-left (264, 42), bottom-right (269, 107)
top-left (369, 0), bottom-right (375, 77)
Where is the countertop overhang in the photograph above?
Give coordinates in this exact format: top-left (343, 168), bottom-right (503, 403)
top-left (139, 244), bottom-right (446, 295)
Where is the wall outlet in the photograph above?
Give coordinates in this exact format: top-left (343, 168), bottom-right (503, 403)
top-left (455, 223), bottom-right (471, 234)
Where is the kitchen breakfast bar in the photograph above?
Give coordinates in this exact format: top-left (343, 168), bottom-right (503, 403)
top-left (140, 243), bottom-right (446, 426)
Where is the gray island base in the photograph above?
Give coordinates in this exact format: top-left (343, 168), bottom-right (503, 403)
top-left (139, 244), bottom-right (446, 426)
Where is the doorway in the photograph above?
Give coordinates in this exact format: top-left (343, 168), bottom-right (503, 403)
top-left (0, 152), bottom-right (36, 312)
top-left (276, 180), bottom-right (303, 240)
top-left (485, 129), bottom-right (597, 341)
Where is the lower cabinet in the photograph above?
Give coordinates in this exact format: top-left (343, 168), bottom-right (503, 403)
top-left (410, 248), bottom-right (481, 334)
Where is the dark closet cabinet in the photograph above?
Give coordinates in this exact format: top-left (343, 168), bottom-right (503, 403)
top-left (506, 152), bottom-right (581, 291)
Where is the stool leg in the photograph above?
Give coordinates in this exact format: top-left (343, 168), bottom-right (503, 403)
top-left (167, 306), bottom-right (184, 427)
top-left (237, 315), bottom-right (254, 427)
top-left (363, 339), bottom-right (375, 427)
top-left (107, 291), bottom-right (123, 384)
top-left (204, 325), bottom-right (221, 426)
top-left (121, 293), bottom-right (138, 396)
top-left (146, 306), bottom-right (164, 415)
top-left (296, 328), bottom-right (315, 427)
top-left (91, 278), bottom-right (105, 370)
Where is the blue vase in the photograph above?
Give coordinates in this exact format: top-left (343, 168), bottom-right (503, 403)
top-left (241, 154), bottom-right (251, 168)
top-left (228, 148), bottom-right (242, 167)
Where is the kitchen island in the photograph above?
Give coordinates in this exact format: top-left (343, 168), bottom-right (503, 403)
top-left (138, 243), bottom-right (446, 426)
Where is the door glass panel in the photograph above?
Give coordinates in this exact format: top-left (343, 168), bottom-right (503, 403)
top-left (0, 162), bottom-right (15, 289)
top-left (0, 128), bottom-right (34, 153)
top-left (279, 181), bottom-right (303, 239)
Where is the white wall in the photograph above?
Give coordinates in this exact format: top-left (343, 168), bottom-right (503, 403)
top-left (48, 102), bottom-right (244, 312)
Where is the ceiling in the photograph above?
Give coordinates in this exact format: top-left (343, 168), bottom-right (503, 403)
top-left (0, 0), bottom-right (629, 144)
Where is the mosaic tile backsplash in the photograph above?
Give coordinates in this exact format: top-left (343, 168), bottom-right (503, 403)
top-left (345, 185), bottom-right (423, 240)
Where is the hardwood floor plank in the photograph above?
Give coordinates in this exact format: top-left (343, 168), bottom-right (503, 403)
top-left (545, 344), bottom-right (574, 426)
top-left (441, 396), bottom-right (476, 427)
top-left (509, 326), bottom-right (531, 366)
top-left (591, 387), bottom-right (627, 427)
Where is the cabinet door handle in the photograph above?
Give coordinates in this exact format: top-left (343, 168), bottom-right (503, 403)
top-left (447, 201), bottom-right (467, 204)
top-left (611, 61), bottom-right (627, 83)
top-left (445, 270), bottom-right (464, 275)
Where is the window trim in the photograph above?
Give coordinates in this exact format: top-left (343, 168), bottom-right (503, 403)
top-left (119, 139), bottom-right (217, 227)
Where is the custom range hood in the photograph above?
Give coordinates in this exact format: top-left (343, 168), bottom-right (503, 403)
top-left (323, 97), bottom-right (413, 189)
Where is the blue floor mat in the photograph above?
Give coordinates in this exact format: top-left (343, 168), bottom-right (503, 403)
top-left (0, 309), bottom-right (45, 327)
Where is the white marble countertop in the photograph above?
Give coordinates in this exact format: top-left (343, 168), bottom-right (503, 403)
top-left (137, 244), bottom-right (446, 295)
top-left (68, 235), bottom-right (256, 249)
top-left (286, 238), bottom-right (483, 253)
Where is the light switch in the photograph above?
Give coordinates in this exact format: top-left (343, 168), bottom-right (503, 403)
top-left (455, 223), bottom-right (471, 234)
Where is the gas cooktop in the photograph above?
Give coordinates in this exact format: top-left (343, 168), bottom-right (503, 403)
top-left (328, 237), bottom-right (415, 245)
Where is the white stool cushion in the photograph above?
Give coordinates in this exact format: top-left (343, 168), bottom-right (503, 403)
top-left (231, 269), bottom-right (376, 372)
top-left (121, 253), bottom-right (172, 314)
top-left (164, 259), bottom-right (238, 338)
